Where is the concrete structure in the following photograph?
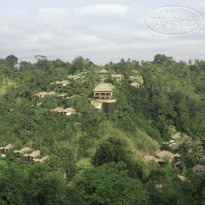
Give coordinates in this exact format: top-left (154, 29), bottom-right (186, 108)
top-left (101, 101), bottom-right (117, 113)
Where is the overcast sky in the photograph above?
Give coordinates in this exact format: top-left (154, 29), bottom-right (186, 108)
top-left (0, 0), bottom-right (205, 65)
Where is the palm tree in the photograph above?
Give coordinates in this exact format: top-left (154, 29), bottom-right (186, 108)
top-left (187, 143), bottom-right (203, 165)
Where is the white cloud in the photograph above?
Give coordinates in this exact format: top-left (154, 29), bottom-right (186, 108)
top-left (0, 1), bottom-right (205, 64)
top-left (73, 4), bottom-right (128, 16)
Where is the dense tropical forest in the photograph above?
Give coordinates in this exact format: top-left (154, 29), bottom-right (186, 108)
top-left (0, 54), bottom-right (205, 204)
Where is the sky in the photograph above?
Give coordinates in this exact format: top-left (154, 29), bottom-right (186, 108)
top-left (0, 0), bottom-right (205, 65)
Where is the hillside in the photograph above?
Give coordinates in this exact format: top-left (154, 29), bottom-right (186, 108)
top-left (0, 55), bottom-right (204, 204)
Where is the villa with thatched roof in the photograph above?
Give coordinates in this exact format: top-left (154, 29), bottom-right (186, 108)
top-left (200, 156), bottom-right (205, 163)
top-left (47, 91), bottom-right (57, 96)
top-left (63, 107), bottom-right (76, 116)
top-left (144, 155), bottom-right (159, 163)
top-left (34, 156), bottom-right (49, 163)
top-left (98, 69), bottom-right (109, 74)
top-left (36, 91), bottom-right (57, 98)
top-left (93, 83), bottom-right (113, 99)
top-left (192, 164), bottom-right (205, 173)
top-left (171, 133), bottom-right (181, 140)
top-left (131, 82), bottom-right (140, 88)
top-left (51, 107), bottom-right (76, 116)
top-left (14, 147), bottom-right (32, 158)
top-left (54, 80), bottom-right (69, 87)
top-left (0, 144), bottom-right (14, 157)
top-left (129, 76), bottom-right (138, 81)
top-left (24, 150), bottom-right (41, 163)
top-left (157, 150), bottom-right (180, 169)
top-left (67, 75), bottom-right (80, 80)
top-left (36, 91), bottom-right (48, 98)
top-left (111, 74), bottom-right (124, 81)
top-left (57, 93), bottom-right (67, 99)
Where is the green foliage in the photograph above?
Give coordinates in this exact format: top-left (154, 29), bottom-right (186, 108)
top-left (70, 162), bottom-right (150, 205)
top-left (48, 144), bottom-right (77, 182)
top-left (5, 55), bottom-right (18, 69)
top-left (0, 164), bottom-right (25, 205)
top-left (26, 163), bottom-right (66, 205)
top-left (92, 136), bottom-right (132, 166)
top-left (0, 54), bottom-right (205, 204)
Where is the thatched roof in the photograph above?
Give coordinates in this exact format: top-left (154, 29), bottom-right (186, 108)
top-left (169, 143), bottom-right (179, 150)
top-left (192, 164), bottom-right (205, 172)
top-left (111, 74), bottom-right (124, 78)
top-left (63, 107), bottom-right (76, 113)
top-left (178, 175), bottom-right (187, 181)
top-left (51, 107), bottom-right (64, 112)
top-left (51, 107), bottom-right (75, 113)
top-left (47, 91), bottom-right (57, 95)
top-left (34, 156), bottom-right (49, 163)
top-left (19, 147), bottom-right (31, 153)
top-left (36, 91), bottom-right (48, 96)
top-left (131, 82), bottom-right (140, 87)
top-left (4, 144), bottom-right (14, 150)
top-left (98, 69), bottom-right (109, 74)
top-left (57, 93), bottom-right (67, 97)
top-left (67, 75), bottom-right (80, 79)
top-left (155, 184), bottom-right (163, 189)
top-left (29, 150), bottom-right (41, 158)
top-left (36, 91), bottom-right (57, 97)
top-left (129, 76), bottom-right (138, 80)
top-left (14, 147), bottom-right (32, 154)
top-left (61, 80), bottom-right (69, 84)
top-left (200, 156), bottom-right (205, 163)
top-left (93, 83), bottom-right (113, 92)
top-left (157, 150), bottom-right (180, 159)
top-left (39, 156), bottom-right (49, 162)
top-left (171, 133), bottom-right (181, 140)
top-left (144, 155), bottom-right (159, 163)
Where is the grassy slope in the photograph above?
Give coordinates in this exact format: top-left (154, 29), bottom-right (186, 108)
top-left (77, 121), bottom-right (160, 167)
top-left (0, 78), bottom-right (16, 97)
